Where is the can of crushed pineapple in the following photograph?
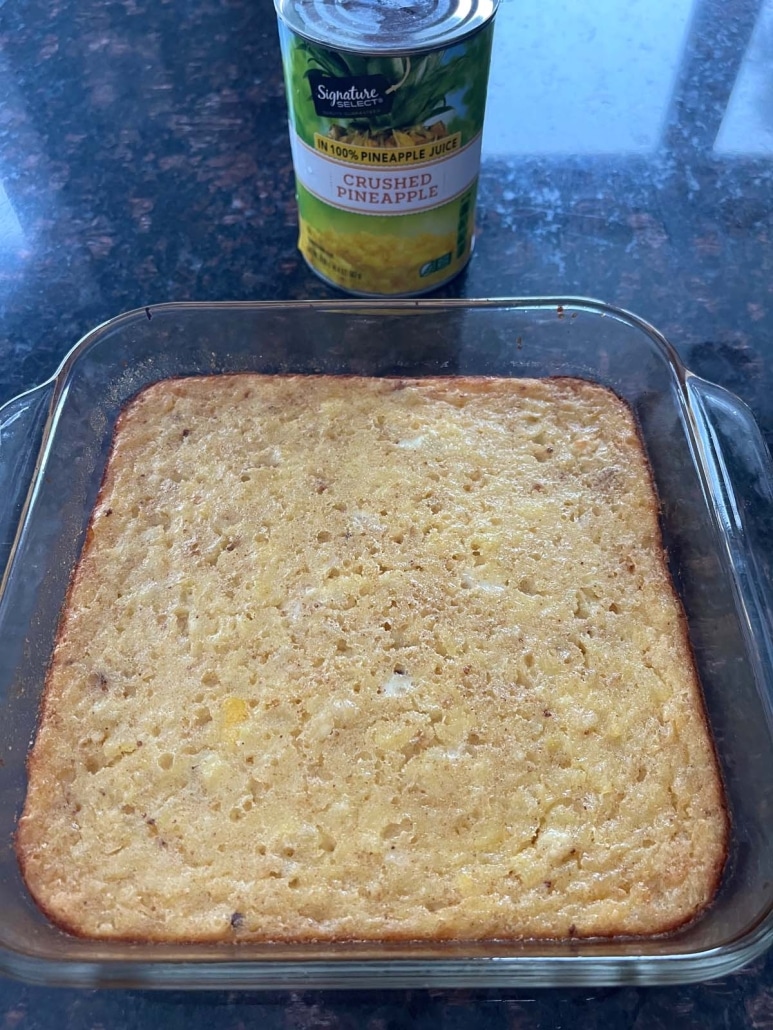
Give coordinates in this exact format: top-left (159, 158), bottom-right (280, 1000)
top-left (274, 0), bottom-right (498, 296)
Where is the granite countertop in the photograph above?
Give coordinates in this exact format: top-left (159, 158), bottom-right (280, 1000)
top-left (1, 0), bottom-right (773, 1023)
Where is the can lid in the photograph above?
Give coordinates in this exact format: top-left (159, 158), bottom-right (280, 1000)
top-left (274, 0), bottom-right (498, 54)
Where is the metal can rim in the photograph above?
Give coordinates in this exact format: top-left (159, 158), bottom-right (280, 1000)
top-left (273, 0), bottom-right (499, 56)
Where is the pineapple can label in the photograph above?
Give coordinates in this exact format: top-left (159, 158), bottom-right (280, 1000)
top-left (274, 1), bottom-right (497, 296)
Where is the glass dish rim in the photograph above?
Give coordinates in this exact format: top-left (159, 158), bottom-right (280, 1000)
top-left (30, 294), bottom-right (691, 394)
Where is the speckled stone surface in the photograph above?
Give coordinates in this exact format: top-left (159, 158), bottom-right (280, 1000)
top-left (1, 0), bottom-right (773, 1022)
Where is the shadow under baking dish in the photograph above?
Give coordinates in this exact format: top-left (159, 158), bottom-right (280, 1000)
top-left (0, 297), bottom-right (772, 989)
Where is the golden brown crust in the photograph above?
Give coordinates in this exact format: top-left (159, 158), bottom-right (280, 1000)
top-left (16, 374), bottom-right (728, 942)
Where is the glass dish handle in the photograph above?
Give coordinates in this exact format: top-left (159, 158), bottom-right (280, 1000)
top-left (687, 374), bottom-right (773, 703)
top-left (0, 382), bottom-right (55, 585)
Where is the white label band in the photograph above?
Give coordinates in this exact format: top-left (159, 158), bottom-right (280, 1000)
top-left (290, 134), bottom-right (483, 216)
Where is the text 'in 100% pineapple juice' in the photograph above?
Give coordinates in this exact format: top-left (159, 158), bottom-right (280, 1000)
top-left (274, 0), bottom-right (498, 296)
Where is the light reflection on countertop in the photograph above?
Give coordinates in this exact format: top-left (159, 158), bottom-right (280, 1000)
top-left (484, 0), bottom-right (696, 156)
top-left (715, 0), bottom-right (773, 154)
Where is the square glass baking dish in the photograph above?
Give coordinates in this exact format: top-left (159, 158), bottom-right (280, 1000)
top-left (0, 297), bottom-right (772, 990)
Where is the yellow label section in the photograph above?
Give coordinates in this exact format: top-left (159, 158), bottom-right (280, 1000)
top-left (313, 132), bottom-right (463, 166)
top-left (298, 215), bottom-right (465, 295)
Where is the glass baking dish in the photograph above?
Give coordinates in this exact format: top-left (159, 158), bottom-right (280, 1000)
top-left (0, 298), bottom-right (772, 990)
